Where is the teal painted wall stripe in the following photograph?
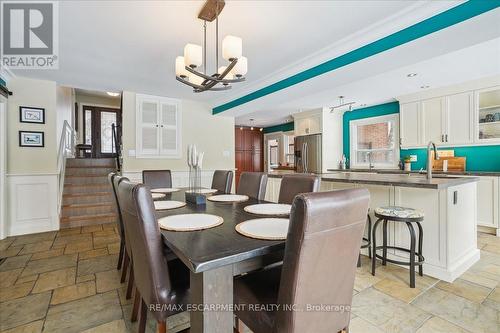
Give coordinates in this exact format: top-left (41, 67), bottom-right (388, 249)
top-left (263, 122), bottom-right (294, 134)
top-left (343, 102), bottom-right (500, 172)
top-left (213, 0), bottom-right (500, 114)
top-left (0, 77), bottom-right (5, 87)
top-left (343, 102), bottom-right (400, 162)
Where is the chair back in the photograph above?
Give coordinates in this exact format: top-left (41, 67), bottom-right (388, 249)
top-left (108, 173), bottom-right (128, 241)
top-left (236, 172), bottom-right (268, 200)
top-left (142, 170), bottom-right (172, 188)
top-left (278, 175), bottom-right (320, 204)
top-left (275, 189), bottom-right (370, 333)
top-left (211, 170), bottom-right (233, 193)
top-left (117, 180), bottom-right (172, 307)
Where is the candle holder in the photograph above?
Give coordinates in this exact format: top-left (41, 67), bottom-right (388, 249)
top-left (185, 144), bottom-right (206, 205)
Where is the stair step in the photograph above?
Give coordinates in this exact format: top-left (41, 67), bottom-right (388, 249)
top-left (65, 167), bottom-right (115, 176)
top-left (64, 183), bottom-right (111, 194)
top-left (64, 175), bottom-right (109, 185)
top-left (63, 192), bottom-right (114, 205)
top-left (61, 202), bottom-right (114, 218)
top-left (60, 213), bottom-right (117, 229)
top-left (66, 158), bottom-right (115, 168)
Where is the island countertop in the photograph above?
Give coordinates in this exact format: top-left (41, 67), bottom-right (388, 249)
top-left (268, 171), bottom-right (479, 189)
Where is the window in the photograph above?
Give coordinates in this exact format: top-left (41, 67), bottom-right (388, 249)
top-left (350, 114), bottom-right (399, 169)
top-left (136, 94), bottom-right (182, 158)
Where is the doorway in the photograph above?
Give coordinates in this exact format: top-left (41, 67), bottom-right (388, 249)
top-left (83, 105), bottom-right (121, 158)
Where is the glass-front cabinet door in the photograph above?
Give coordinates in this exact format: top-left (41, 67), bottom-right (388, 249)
top-left (477, 87), bottom-right (500, 142)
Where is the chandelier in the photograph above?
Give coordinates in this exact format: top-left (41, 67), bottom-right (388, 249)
top-left (175, 0), bottom-right (248, 93)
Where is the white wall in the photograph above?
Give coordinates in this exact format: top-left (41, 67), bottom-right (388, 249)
top-left (121, 91), bottom-right (235, 175)
top-left (6, 77), bottom-right (60, 236)
top-left (322, 107), bottom-right (343, 172)
top-left (0, 96), bottom-right (7, 239)
top-left (56, 86), bottom-right (75, 142)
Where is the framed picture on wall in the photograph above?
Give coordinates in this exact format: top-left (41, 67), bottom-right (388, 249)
top-left (19, 106), bottom-right (45, 124)
top-left (19, 131), bottom-right (44, 147)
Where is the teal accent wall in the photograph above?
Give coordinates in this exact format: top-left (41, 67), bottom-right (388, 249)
top-left (263, 122), bottom-right (294, 134)
top-left (401, 146), bottom-right (500, 172)
top-left (213, 0), bottom-right (500, 114)
top-left (343, 102), bottom-right (400, 162)
top-left (343, 102), bottom-right (500, 172)
top-left (0, 77), bottom-right (5, 87)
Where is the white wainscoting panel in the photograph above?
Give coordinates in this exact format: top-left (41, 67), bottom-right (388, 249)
top-left (7, 174), bottom-right (59, 236)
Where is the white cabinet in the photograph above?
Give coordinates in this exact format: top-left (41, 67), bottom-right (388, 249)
top-left (135, 94), bottom-right (181, 158)
top-left (445, 92), bottom-right (473, 145)
top-left (476, 176), bottom-right (499, 232)
top-left (294, 113), bottom-right (321, 136)
top-left (400, 93), bottom-right (474, 148)
top-left (400, 102), bottom-right (421, 147)
top-left (421, 97), bottom-right (446, 145)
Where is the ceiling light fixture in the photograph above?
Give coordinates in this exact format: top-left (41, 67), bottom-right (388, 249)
top-left (407, 73), bottom-right (418, 77)
top-left (175, 0), bottom-right (247, 93)
top-left (106, 92), bottom-right (120, 97)
top-left (330, 96), bottom-right (355, 113)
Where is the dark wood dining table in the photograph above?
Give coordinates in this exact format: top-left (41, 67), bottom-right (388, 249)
top-left (156, 189), bottom-right (286, 333)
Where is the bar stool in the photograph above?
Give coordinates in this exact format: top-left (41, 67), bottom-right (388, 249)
top-left (371, 206), bottom-right (424, 288)
top-left (357, 210), bottom-right (372, 267)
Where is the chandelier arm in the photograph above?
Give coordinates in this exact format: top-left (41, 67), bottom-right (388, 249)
top-left (194, 85), bottom-right (232, 93)
top-left (200, 58), bottom-right (238, 90)
top-left (185, 64), bottom-right (244, 83)
top-left (176, 76), bottom-right (207, 90)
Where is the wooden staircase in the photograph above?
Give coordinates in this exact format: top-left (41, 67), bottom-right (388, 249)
top-left (60, 158), bottom-right (117, 229)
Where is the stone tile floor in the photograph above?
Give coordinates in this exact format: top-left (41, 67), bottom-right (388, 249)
top-left (0, 223), bottom-right (499, 333)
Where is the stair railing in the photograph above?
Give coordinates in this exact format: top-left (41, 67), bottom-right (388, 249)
top-left (111, 123), bottom-right (122, 173)
top-left (57, 120), bottom-right (76, 214)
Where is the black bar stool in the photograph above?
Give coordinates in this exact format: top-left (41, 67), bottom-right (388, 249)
top-left (371, 206), bottom-right (424, 288)
top-left (357, 210), bottom-right (372, 267)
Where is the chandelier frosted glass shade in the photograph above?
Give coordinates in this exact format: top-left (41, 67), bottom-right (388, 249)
top-left (218, 66), bottom-right (234, 80)
top-left (222, 35), bottom-right (242, 61)
top-left (189, 72), bottom-right (204, 86)
top-left (175, 56), bottom-right (189, 78)
top-left (184, 43), bottom-right (203, 68)
top-left (232, 56), bottom-right (248, 77)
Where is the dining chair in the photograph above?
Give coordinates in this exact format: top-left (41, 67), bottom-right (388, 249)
top-left (211, 170), bottom-right (233, 193)
top-left (278, 174), bottom-right (320, 204)
top-left (111, 174), bottom-right (135, 300)
top-left (236, 172), bottom-right (268, 200)
top-left (234, 188), bottom-right (370, 333)
top-left (117, 179), bottom-right (190, 333)
top-left (108, 174), bottom-right (129, 273)
top-left (142, 170), bottom-right (172, 189)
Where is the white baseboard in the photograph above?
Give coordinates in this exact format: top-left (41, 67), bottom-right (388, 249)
top-left (6, 174), bottom-right (59, 237)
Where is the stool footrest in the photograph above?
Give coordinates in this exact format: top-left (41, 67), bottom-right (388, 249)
top-left (374, 246), bottom-right (424, 266)
top-left (361, 237), bottom-right (371, 249)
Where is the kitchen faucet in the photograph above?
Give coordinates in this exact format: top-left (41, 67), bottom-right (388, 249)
top-left (368, 151), bottom-right (374, 170)
top-left (426, 141), bottom-right (440, 180)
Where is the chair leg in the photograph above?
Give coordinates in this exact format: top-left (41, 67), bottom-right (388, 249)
top-left (120, 251), bottom-right (129, 283)
top-left (234, 317), bottom-right (244, 333)
top-left (416, 221), bottom-right (424, 277)
top-left (367, 214), bottom-right (372, 259)
top-left (407, 222), bottom-right (417, 288)
top-left (157, 321), bottom-right (167, 333)
top-left (357, 253), bottom-right (361, 268)
top-left (382, 220), bottom-right (388, 266)
top-left (138, 299), bottom-right (147, 333)
top-left (126, 266), bottom-right (134, 300)
top-left (371, 218), bottom-right (383, 276)
top-left (117, 240), bottom-right (125, 270)
top-left (131, 287), bottom-right (141, 322)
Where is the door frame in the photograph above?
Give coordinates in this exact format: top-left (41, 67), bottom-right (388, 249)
top-left (82, 105), bottom-right (121, 158)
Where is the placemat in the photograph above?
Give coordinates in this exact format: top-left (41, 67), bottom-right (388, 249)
top-left (244, 203), bottom-right (291, 216)
top-left (154, 201), bottom-right (186, 210)
top-left (235, 218), bottom-right (289, 240)
top-left (207, 194), bottom-right (249, 203)
top-left (151, 188), bottom-right (180, 193)
top-left (158, 214), bottom-right (224, 231)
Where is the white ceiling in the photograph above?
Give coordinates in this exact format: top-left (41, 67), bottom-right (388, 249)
top-left (11, 1), bottom-right (500, 127)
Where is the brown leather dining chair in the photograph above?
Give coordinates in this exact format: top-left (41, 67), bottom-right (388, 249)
top-left (211, 170), bottom-right (233, 193)
top-left (234, 188), bottom-right (370, 333)
top-left (236, 172), bottom-right (268, 200)
top-left (278, 174), bottom-right (320, 204)
top-left (142, 170), bottom-right (172, 189)
top-left (117, 179), bottom-right (190, 333)
top-left (110, 174), bottom-right (136, 300)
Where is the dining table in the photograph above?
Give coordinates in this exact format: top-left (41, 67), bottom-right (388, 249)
top-left (156, 189), bottom-right (287, 333)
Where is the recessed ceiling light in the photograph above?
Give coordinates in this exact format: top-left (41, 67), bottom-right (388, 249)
top-left (259, 128), bottom-right (263, 132)
top-left (359, 103), bottom-right (367, 107)
top-left (107, 92), bottom-right (120, 97)
top-left (407, 73), bottom-right (417, 77)
top-left (420, 85), bottom-right (430, 89)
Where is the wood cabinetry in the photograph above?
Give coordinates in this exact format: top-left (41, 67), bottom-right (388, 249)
top-left (234, 127), bottom-right (263, 188)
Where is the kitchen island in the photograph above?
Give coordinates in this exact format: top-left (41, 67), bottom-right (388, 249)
top-left (265, 172), bottom-right (480, 282)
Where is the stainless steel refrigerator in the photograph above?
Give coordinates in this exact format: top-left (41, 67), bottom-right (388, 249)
top-left (294, 133), bottom-right (322, 173)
